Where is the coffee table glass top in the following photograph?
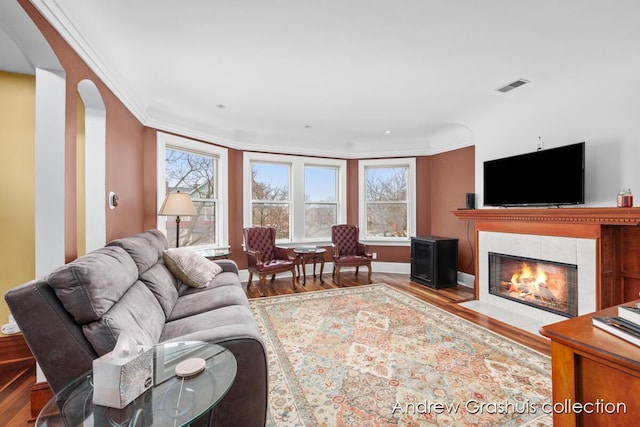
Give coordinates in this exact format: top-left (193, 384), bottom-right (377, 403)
top-left (36, 341), bottom-right (237, 427)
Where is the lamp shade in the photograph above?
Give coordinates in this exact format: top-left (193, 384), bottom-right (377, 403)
top-left (158, 192), bottom-right (197, 216)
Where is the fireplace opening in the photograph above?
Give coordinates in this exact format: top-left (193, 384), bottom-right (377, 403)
top-left (488, 252), bottom-right (578, 317)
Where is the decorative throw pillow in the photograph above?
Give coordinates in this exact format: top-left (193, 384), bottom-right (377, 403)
top-left (162, 248), bottom-right (222, 288)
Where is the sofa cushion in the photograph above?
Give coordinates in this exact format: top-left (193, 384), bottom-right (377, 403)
top-left (168, 285), bottom-right (249, 322)
top-left (107, 229), bottom-right (168, 275)
top-left (139, 263), bottom-right (179, 318)
top-left (47, 246), bottom-right (139, 324)
top-left (163, 248), bottom-right (222, 288)
top-left (160, 305), bottom-right (258, 343)
top-left (83, 281), bottom-right (165, 356)
top-left (178, 271), bottom-right (243, 296)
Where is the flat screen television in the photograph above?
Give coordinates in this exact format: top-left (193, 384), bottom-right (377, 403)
top-left (483, 142), bottom-right (585, 207)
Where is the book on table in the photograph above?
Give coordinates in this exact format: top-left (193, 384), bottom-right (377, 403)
top-left (618, 305), bottom-right (640, 325)
top-left (592, 315), bottom-right (640, 347)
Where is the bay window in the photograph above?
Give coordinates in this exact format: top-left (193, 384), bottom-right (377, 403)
top-left (244, 153), bottom-right (345, 243)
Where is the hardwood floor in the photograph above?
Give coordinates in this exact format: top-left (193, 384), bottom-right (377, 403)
top-left (246, 270), bottom-right (551, 355)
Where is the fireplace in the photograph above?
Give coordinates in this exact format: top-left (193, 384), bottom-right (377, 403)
top-left (488, 252), bottom-right (578, 318)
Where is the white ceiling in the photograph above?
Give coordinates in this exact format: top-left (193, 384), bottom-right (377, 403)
top-left (4, 1), bottom-right (640, 158)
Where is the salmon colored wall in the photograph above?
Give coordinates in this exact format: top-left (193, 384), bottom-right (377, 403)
top-left (20, 0), bottom-right (152, 262)
top-left (429, 146), bottom-right (476, 273)
top-left (346, 160), bottom-right (359, 224)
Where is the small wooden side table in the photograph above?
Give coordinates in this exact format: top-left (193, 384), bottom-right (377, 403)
top-left (294, 247), bottom-right (326, 285)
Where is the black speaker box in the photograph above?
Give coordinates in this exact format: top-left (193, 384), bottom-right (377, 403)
top-left (465, 193), bottom-right (475, 209)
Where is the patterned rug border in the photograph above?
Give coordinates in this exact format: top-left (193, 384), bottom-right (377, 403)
top-left (250, 283), bottom-right (550, 361)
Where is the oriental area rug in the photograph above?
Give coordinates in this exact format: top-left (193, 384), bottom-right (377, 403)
top-left (250, 284), bottom-right (553, 427)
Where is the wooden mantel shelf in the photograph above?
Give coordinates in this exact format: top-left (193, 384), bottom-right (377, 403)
top-left (452, 207), bottom-right (640, 225)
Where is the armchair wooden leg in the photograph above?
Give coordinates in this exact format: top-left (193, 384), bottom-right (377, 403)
top-left (335, 266), bottom-right (342, 286)
top-left (258, 275), bottom-right (266, 297)
top-left (248, 272), bottom-right (254, 289)
top-left (355, 266), bottom-right (359, 277)
top-left (366, 264), bottom-right (372, 284)
top-left (291, 268), bottom-right (297, 289)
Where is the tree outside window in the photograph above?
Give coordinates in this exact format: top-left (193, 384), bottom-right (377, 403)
top-left (251, 162), bottom-right (291, 239)
top-left (244, 153), bottom-right (346, 242)
top-left (304, 166), bottom-right (338, 239)
top-left (164, 148), bottom-right (217, 247)
top-left (365, 166), bottom-right (409, 238)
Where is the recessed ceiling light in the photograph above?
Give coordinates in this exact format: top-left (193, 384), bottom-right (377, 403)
top-left (385, 130), bottom-right (392, 134)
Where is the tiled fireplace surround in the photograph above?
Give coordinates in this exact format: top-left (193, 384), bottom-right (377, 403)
top-left (454, 207), bottom-right (640, 336)
top-left (470, 231), bottom-right (596, 334)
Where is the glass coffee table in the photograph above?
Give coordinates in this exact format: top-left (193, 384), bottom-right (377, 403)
top-left (36, 341), bottom-right (236, 427)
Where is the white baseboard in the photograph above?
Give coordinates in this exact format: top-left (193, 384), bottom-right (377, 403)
top-left (239, 261), bottom-right (410, 283)
top-left (239, 262), bottom-right (475, 289)
top-left (457, 271), bottom-right (475, 289)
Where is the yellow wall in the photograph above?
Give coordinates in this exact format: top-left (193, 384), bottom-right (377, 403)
top-left (0, 71), bottom-right (35, 329)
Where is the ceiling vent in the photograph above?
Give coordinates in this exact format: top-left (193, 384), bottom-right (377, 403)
top-left (496, 79), bottom-right (530, 93)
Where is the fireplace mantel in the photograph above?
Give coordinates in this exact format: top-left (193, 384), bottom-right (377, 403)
top-left (453, 207), bottom-right (640, 225)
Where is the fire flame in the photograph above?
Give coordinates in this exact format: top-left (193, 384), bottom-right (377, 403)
top-left (510, 262), bottom-right (547, 286)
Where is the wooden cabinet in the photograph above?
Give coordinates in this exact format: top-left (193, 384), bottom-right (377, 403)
top-left (410, 236), bottom-right (458, 289)
top-left (540, 302), bottom-right (640, 426)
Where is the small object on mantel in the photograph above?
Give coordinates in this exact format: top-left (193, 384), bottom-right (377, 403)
top-left (175, 357), bottom-right (206, 378)
top-left (617, 188), bottom-right (633, 207)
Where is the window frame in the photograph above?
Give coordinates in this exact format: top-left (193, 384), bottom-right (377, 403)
top-left (358, 157), bottom-right (416, 244)
top-left (157, 132), bottom-right (229, 251)
top-left (303, 164), bottom-right (340, 240)
top-left (243, 152), bottom-right (346, 244)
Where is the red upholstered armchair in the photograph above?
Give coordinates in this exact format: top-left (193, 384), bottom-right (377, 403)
top-left (331, 224), bottom-right (372, 285)
top-left (243, 226), bottom-right (296, 296)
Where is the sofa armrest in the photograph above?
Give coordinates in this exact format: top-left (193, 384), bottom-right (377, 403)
top-left (5, 279), bottom-right (98, 394)
top-left (245, 249), bottom-right (262, 268)
top-left (211, 259), bottom-right (239, 275)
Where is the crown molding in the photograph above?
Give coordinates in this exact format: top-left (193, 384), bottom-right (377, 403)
top-left (29, 0), bottom-right (150, 124)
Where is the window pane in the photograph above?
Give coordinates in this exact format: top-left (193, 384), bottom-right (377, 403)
top-left (305, 166), bottom-right (337, 202)
top-left (305, 204), bottom-right (337, 238)
top-left (252, 203), bottom-right (290, 239)
top-left (366, 167), bottom-right (407, 202)
top-left (161, 201), bottom-right (216, 247)
top-left (252, 163), bottom-right (289, 201)
top-left (166, 148), bottom-right (216, 196)
top-left (366, 203), bottom-right (408, 237)
top-left (165, 148), bottom-right (217, 248)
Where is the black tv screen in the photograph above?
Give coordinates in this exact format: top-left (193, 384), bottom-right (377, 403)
top-left (483, 142), bottom-right (585, 207)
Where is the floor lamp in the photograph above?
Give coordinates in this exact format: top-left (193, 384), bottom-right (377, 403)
top-left (158, 191), bottom-right (197, 247)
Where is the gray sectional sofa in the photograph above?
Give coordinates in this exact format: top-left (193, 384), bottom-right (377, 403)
top-left (5, 229), bottom-right (267, 427)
